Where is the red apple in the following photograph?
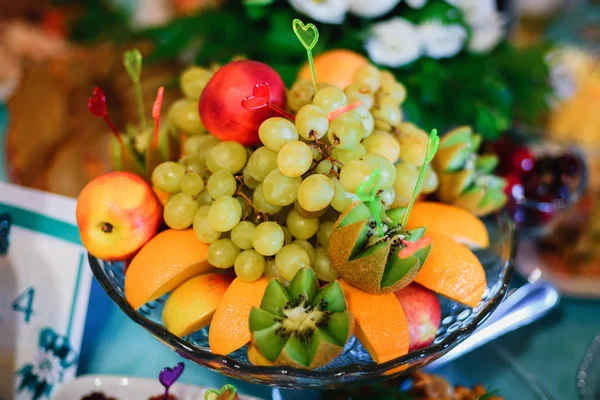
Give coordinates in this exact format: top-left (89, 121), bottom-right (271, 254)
top-left (199, 60), bottom-right (286, 146)
top-left (395, 283), bottom-right (441, 351)
top-left (76, 172), bottom-right (162, 261)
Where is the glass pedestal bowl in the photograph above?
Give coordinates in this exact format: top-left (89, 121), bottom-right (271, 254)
top-left (88, 211), bottom-right (516, 390)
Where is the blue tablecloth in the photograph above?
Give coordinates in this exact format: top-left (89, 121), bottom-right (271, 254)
top-left (77, 276), bottom-right (600, 400)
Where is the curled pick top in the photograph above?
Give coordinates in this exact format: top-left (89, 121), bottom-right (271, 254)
top-left (293, 18), bottom-right (319, 91)
top-left (123, 49), bottom-right (143, 82)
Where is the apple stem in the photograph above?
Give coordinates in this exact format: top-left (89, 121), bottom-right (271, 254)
top-left (268, 103), bottom-right (296, 122)
top-left (152, 86), bottom-right (165, 148)
top-left (328, 101), bottom-right (362, 122)
top-left (101, 223), bottom-right (113, 233)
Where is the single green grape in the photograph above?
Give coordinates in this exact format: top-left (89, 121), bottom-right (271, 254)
top-left (207, 239), bottom-right (240, 269)
top-left (344, 83), bottom-right (374, 110)
top-left (275, 244), bottom-right (310, 281)
top-left (315, 159), bottom-right (341, 176)
top-left (207, 170), bottom-right (237, 199)
top-left (295, 104), bottom-right (329, 140)
top-left (152, 161), bottom-right (185, 193)
top-left (313, 247), bottom-right (338, 282)
top-left (291, 239), bottom-right (315, 265)
top-left (262, 170), bottom-right (301, 207)
top-left (330, 178), bottom-right (358, 213)
top-left (327, 112), bottom-right (364, 150)
top-left (287, 79), bottom-right (315, 112)
top-left (208, 196), bottom-right (242, 232)
top-left (277, 141), bottom-right (313, 178)
top-left (393, 162), bottom-right (420, 207)
top-left (264, 258), bottom-right (285, 282)
top-left (353, 64), bottom-right (381, 92)
top-left (231, 221), bottom-right (256, 250)
top-left (313, 86), bottom-right (348, 114)
top-left (234, 250), bottom-right (266, 282)
top-left (196, 189), bottom-right (214, 206)
top-left (252, 222), bottom-right (284, 256)
top-left (242, 167), bottom-right (260, 189)
top-left (180, 66), bottom-right (212, 100)
top-left (422, 164), bottom-right (439, 194)
top-left (362, 131), bottom-right (400, 163)
top-left (317, 221), bottom-right (334, 249)
top-left (375, 80), bottom-right (407, 106)
top-left (181, 156), bottom-right (206, 173)
top-left (193, 206), bottom-right (221, 244)
top-left (372, 102), bottom-right (402, 128)
top-left (164, 193), bottom-right (198, 229)
top-left (398, 127), bottom-right (429, 166)
top-left (362, 153), bottom-right (396, 189)
top-left (281, 226), bottom-right (293, 245)
top-left (247, 146), bottom-right (278, 181)
top-left (297, 175), bottom-right (334, 212)
top-left (207, 141), bottom-right (247, 174)
top-left (183, 134), bottom-right (220, 161)
top-left (331, 144), bottom-right (366, 164)
top-left (167, 99), bottom-right (205, 135)
top-left (258, 118), bottom-right (299, 152)
top-left (252, 183), bottom-right (282, 215)
top-left (180, 172), bottom-right (205, 196)
top-left (286, 209), bottom-right (319, 240)
top-left (339, 160), bottom-right (373, 193)
top-left (353, 106), bottom-right (375, 139)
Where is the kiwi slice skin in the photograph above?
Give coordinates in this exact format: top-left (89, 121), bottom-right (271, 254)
top-left (249, 269), bottom-right (353, 369)
top-left (328, 203), bottom-right (432, 295)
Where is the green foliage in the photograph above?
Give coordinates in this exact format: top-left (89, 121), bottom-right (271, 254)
top-left (62, 0), bottom-right (553, 139)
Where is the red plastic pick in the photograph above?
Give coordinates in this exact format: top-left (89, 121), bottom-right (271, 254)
top-left (328, 101), bottom-right (362, 122)
top-left (87, 87), bottom-right (123, 146)
top-left (152, 86), bottom-right (164, 148)
top-left (242, 82), bottom-right (295, 121)
top-left (398, 235), bottom-right (432, 259)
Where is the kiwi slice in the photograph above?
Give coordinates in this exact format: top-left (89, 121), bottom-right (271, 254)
top-left (328, 203), bottom-right (432, 295)
top-left (249, 268), bottom-right (353, 369)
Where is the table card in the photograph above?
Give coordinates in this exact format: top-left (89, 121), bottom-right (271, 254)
top-left (0, 182), bottom-right (91, 400)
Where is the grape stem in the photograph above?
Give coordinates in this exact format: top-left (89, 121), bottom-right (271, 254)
top-left (235, 176), bottom-right (269, 221)
top-left (308, 131), bottom-right (342, 178)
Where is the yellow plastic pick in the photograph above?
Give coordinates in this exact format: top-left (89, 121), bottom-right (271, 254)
top-left (292, 18), bottom-right (319, 92)
top-left (123, 49), bottom-right (146, 129)
top-left (401, 129), bottom-right (440, 228)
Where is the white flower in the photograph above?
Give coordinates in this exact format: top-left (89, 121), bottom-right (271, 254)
top-left (446, 0), bottom-right (497, 24)
top-left (365, 17), bottom-right (423, 67)
top-left (405, 0), bottom-right (427, 9)
top-left (348, 0), bottom-right (402, 18)
top-left (132, 0), bottom-right (174, 29)
top-left (288, 0), bottom-right (349, 24)
top-left (468, 12), bottom-right (504, 53)
top-left (419, 21), bottom-right (467, 59)
top-left (31, 349), bottom-right (62, 385)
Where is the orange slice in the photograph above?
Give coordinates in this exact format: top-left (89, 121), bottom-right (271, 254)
top-left (153, 187), bottom-right (170, 206)
top-left (162, 273), bottom-right (234, 337)
top-left (298, 49), bottom-right (368, 89)
top-left (414, 231), bottom-right (486, 308)
top-left (339, 280), bottom-right (409, 364)
top-left (125, 229), bottom-right (213, 310)
top-left (209, 277), bottom-right (269, 356)
top-left (406, 202), bottom-right (489, 249)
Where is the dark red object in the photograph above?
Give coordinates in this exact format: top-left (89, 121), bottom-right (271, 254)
top-left (394, 284), bottom-right (441, 352)
top-left (242, 82), bottom-right (295, 122)
top-left (512, 147), bottom-right (534, 173)
top-left (199, 60), bottom-right (287, 146)
top-left (87, 87), bottom-right (123, 146)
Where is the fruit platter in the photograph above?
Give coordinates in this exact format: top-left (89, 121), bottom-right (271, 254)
top-left (77, 21), bottom-right (515, 389)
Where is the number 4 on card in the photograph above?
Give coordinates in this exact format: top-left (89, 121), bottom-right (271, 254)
top-left (12, 286), bottom-right (35, 323)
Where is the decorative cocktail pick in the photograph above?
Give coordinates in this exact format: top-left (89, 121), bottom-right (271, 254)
top-left (356, 168), bottom-right (386, 237)
top-left (87, 87), bottom-right (123, 146)
top-left (0, 213), bottom-right (11, 256)
top-left (159, 362), bottom-right (184, 400)
top-left (152, 86), bottom-right (165, 148)
top-left (204, 384), bottom-right (239, 400)
top-left (292, 18), bottom-right (319, 91)
top-left (397, 129), bottom-right (440, 259)
top-left (123, 49), bottom-right (147, 129)
top-left (241, 82), bottom-right (295, 121)
top-left (328, 101), bottom-right (362, 122)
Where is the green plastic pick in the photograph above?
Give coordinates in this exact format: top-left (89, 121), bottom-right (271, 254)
top-left (357, 168), bottom-right (386, 237)
top-left (401, 129), bottom-right (440, 229)
top-left (292, 18), bottom-right (319, 91)
top-left (123, 49), bottom-right (146, 129)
